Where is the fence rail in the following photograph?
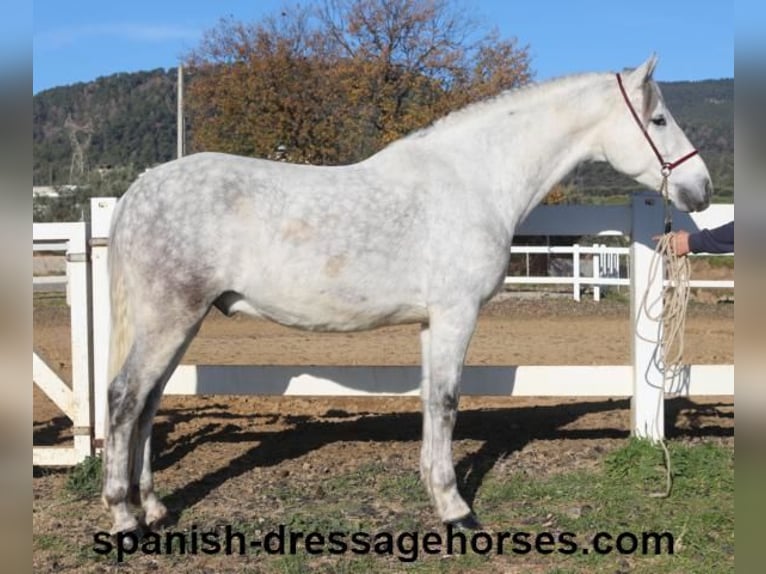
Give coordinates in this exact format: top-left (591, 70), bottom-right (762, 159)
top-left (505, 243), bottom-right (733, 301)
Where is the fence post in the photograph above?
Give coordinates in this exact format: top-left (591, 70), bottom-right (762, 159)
top-left (572, 243), bottom-right (581, 302)
top-left (90, 198), bottom-right (117, 448)
top-left (67, 221), bottom-right (94, 462)
top-left (592, 243), bottom-right (601, 302)
top-left (607, 245), bottom-right (616, 279)
top-left (630, 193), bottom-right (665, 441)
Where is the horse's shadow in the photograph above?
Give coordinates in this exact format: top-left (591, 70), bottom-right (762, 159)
top-left (150, 396), bottom-right (732, 526)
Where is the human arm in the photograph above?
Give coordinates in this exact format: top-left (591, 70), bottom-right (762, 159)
top-left (686, 221), bottom-right (734, 254)
top-left (662, 221), bottom-right (734, 256)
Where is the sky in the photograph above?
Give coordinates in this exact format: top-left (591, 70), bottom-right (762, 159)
top-left (33, 0), bottom-right (735, 94)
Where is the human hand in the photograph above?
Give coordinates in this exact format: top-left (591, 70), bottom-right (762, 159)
top-left (653, 230), bottom-right (691, 256)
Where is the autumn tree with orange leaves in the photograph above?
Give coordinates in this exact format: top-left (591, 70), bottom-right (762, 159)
top-left (185, 0), bottom-right (532, 165)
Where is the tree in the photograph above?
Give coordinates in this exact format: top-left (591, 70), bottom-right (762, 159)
top-left (185, 0), bottom-right (532, 165)
top-left (542, 183), bottom-right (572, 205)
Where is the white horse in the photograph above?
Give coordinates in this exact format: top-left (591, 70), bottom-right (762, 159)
top-left (102, 55), bottom-right (711, 534)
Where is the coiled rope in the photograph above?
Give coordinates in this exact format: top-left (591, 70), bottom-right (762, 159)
top-left (636, 175), bottom-right (692, 498)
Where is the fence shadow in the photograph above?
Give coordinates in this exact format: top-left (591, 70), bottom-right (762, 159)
top-left (665, 396), bottom-right (734, 438)
top-left (152, 396), bottom-right (732, 526)
top-left (33, 415), bottom-right (72, 447)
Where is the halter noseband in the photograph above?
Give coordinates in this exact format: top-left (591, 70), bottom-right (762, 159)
top-left (615, 73), bottom-right (698, 177)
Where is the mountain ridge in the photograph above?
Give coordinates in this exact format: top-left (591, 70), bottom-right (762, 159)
top-left (33, 69), bottom-right (733, 203)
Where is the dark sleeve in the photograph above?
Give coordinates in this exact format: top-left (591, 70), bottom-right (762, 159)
top-left (688, 221), bottom-right (734, 254)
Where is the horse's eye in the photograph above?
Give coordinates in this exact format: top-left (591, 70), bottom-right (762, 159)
top-left (651, 115), bottom-right (667, 127)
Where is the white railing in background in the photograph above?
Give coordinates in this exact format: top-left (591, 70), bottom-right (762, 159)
top-left (505, 244), bottom-right (733, 301)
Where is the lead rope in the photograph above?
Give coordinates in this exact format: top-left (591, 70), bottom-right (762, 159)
top-left (615, 72), bottom-right (697, 499)
top-left (636, 173), bottom-right (692, 498)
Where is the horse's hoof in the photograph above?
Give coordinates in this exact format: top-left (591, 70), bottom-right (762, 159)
top-left (143, 506), bottom-right (171, 531)
top-left (446, 513), bottom-right (483, 531)
top-left (110, 522), bottom-right (144, 540)
top-left (144, 504), bottom-right (168, 529)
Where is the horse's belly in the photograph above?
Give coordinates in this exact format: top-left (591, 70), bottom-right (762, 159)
top-left (221, 287), bottom-right (427, 332)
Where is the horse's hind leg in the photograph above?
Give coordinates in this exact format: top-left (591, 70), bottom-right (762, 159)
top-left (103, 312), bottom-right (205, 534)
top-left (129, 319), bottom-right (204, 529)
top-left (130, 384), bottom-right (166, 527)
top-left (420, 303), bottom-right (480, 526)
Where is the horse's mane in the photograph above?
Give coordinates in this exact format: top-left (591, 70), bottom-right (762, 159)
top-left (403, 72), bottom-right (608, 140)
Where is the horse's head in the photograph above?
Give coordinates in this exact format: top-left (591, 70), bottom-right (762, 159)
top-left (600, 55), bottom-right (712, 212)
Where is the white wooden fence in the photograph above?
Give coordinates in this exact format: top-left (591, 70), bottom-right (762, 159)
top-left (32, 222), bottom-right (93, 465)
top-left (32, 194), bottom-right (734, 466)
top-left (505, 244), bottom-right (733, 301)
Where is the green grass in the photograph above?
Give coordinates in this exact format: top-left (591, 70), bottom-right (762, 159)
top-left (65, 455), bottom-right (102, 499)
top-left (601, 287), bottom-right (630, 303)
top-left (37, 440), bottom-right (733, 573)
top-left (701, 255), bottom-right (734, 269)
top-left (475, 439), bottom-right (734, 573)
top-left (35, 533), bottom-right (67, 551)
top-left (33, 291), bottom-right (69, 307)
top-left (258, 440), bottom-right (733, 573)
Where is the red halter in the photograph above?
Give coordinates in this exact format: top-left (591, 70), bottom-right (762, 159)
top-left (615, 73), bottom-right (698, 177)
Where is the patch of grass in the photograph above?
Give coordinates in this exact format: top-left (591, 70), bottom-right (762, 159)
top-left (33, 291), bottom-right (69, 307)
top-left (65, 455), bottom-right (102, 499)
top-left (285, 509), bottom-right (356, 535)
top-left (476, 438), bottom-right (733, 573)
top-left (702, 255), bottom-right (734, 269)
top-left (322, 461), bottom-right (387, 492)
top-left (326, 554), bottom-right (380, 573)
top-left (604, 438), bottom-right (733, 497)
top-left (35, 531), bottom-right (91, 569)
top-left (379, 470), bottom-right (429, 504)
top-left (267, 477), bottom-right (307, 504)
top-left (248, 441), bottom-right (728, 572)
top-left (601, 287), bottom-right (630, 303)
top-left (35, 533), bottom-right (67, 551)
top-left (43, 441), bottom-right (731, 573)
top-left (275, 552), bottom-right (309, 574)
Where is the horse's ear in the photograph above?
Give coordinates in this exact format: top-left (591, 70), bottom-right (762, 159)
top-left (627, 54), bottom-right (658, 89)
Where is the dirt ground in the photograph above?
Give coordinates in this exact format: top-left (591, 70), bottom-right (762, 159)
top-left (32, 294), bottom-right (734, 572)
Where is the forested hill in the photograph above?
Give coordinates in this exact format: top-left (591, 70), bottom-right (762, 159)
top-left (33, 69), bottom-right (178, 187)
top-left (33, 70), bottom-right (733, 201)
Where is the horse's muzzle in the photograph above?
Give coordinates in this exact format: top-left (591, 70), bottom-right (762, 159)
top-left (678, 178), bottom-right (713, 212)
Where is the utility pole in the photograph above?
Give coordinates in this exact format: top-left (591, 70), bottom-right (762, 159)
top-left (177, 65), bottom-right (184, 158)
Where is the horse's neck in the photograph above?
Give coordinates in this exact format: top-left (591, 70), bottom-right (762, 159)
top-left (389, 75), bottom-right (612, 231)
top-left (481, 77), bottom-right (610, 218)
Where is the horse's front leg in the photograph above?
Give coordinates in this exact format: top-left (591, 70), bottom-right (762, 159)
top-left (420, 304), bottom-right (481, 528)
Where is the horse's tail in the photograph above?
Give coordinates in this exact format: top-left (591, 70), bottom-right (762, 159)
top-left (108, 246), bottom-right (133, 384)
top-left (101, 232), bottom-right (134, 505)
top-left (104, 210), bottom-right (134, 442)
top-left (104, 201), bottom-right (134, 437)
